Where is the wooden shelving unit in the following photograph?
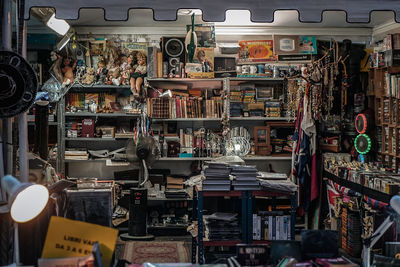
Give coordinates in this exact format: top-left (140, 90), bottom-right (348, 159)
top-left (370, 67), bottom-right (400, 170)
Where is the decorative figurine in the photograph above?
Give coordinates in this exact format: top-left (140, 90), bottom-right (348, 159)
top-left (120, 55), bottom-right (133, 85)
top-left (106, 57), bottom-right (121, 85)
top-left (111, 68), bottom-right (122, 86)
top-left (82, 67), bottom-right (95, 85)
top-left (130, 52), bottom-right (147, 97)
top-left (57, 55), bottom-right (77, 86)
top-left (95, 59), bottom-right (108, 84)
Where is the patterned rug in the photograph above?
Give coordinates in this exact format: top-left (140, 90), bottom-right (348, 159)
top-left (122, 241), bottom-right (190, 264)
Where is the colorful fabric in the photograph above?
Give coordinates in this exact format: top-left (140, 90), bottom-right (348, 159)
top-left (363, 195), bottom-right (388, 209)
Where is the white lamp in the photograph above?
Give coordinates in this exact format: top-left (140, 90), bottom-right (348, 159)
top-left (1, 175), bottom-right (49, 265)
top-left (1, 175), bottom-right (49, 223)
top-left (46, 14), bottom-right (70, 36)
top-left (363, 195), bottom-right (400, 267)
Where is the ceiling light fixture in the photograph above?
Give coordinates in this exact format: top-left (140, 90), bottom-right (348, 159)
top-left (46, 13), bottom-right (70, 36)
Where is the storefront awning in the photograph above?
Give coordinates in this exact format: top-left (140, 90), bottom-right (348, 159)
top-left (25, 0), bottom-right (400, 23)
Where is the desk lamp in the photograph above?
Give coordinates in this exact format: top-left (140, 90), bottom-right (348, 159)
top-left (1, 174), bottom-right (49, 264)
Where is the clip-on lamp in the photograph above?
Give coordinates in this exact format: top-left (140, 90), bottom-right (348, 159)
top-left (1, 175), bottom-right (49, 265)
top-left (363, 195), bottom-right (400, 267)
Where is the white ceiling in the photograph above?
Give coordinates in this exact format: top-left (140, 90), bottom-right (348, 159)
top-left (26, 8), bottom-right (400, 43)
top-left (64, 9), bottom-right (395, 28)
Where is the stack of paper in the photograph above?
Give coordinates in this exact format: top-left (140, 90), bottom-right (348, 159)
top-left (65, 150), bottom-right (88, 160)
top-left (231, 165), bottom-right (260, 191)
top-left (167, 176), bottom-right (184, 189)
top-left (204, 213), bottom-right (241, 241)
top-left (164, 189), bottom-right (187, 199)
top-left (202, 162), bottom-right (231, 191)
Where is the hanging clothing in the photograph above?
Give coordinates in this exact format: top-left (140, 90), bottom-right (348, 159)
top-left (292, 87), bottom-right (319, 213)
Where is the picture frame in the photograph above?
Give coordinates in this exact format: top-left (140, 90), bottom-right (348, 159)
top-left (89, 40), bottom-right (106, 56)
top-left (186, 24), bottom-right (216, 47)
top-left (120, 42), bottom-right (148, 56)
top-left (238, 40), bottom-right (276, 63)
top-left (273, 35), bottom-right (300, 55)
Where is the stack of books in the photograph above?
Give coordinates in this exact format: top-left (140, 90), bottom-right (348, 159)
top-left (202, 162), bottom-right (231, 191)
top-left (243, 89), bottom-right (256, 103)
top-left (230, 91), bottom-right (242, 102)
top-left (231, 165), bottom-right (260, 191)
top-left (265, 101), bottom-right (281, 117)
top-left (230, 102), bottom-right (243, 117)
top-left (166, 176), bottom-right (184, 189)
top-left (204, 212), bottom-right (241, 241)
top-left (65, 150), bottom-right (89, 160)
top-left (165, 189), bottom-right (187, 199)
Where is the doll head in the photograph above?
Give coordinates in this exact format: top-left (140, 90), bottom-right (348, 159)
top-left (137, 52), bottom-right (146, 66)
top-left (127, 54), bottom-right (134, 65)
top-left (120, 56), bottom-right (128, 64)
top-left (98, 60), bottom-right (105, 69)
top-left (63, 57), bottom-right (72, 66)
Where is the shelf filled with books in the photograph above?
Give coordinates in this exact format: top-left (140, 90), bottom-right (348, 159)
top-left (371, 66), bottom-right (400, 169)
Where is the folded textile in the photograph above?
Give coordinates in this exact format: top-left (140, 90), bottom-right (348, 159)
top-left (258, 178), bottom-right (298, 193)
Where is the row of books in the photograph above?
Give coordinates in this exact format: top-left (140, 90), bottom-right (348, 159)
top-left (66, 93), bottom-right (116, 107)
top-left (179, 128), bottom-right (193, 150)
top-left (384, 72), bottom-right (400, 98)
top-left (383, 33), bottom-right (400, 51)
top-left (253, 212), bottom-right (291, 241)
top-left (147, 97), bottom-right (223, 119)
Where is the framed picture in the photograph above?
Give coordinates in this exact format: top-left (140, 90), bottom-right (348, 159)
top-left (186, 24), bottom-right (216, 47)
top-left (89, 40), bottom-right (106, 56)
top-left (299, 36), bottom-right (317, 54)
top-left (120, 42), bottom-right (148, 56)
top-left (238, 40), bottom-right (276, 63)
top-left (193, 47), bottom-right (214, 73)
top-left (273, 35), bottom-right (300, 55)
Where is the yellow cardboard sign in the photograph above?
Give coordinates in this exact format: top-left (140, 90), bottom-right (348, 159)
top-left (41, 216), bottom-right (118, 266)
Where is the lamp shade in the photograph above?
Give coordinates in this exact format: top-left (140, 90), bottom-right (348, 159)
top-left (390, 195), bottom-right (400, 216)
top-left (1, 175), bottom-right (49, 223)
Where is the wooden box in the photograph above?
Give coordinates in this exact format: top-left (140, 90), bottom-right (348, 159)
top-left (254, 126), bottom-right (271, 155)
top-left (97, 126), bottom-right (115, 138)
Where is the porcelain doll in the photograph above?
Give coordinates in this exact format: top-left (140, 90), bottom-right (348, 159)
top-left (95, 60), bottom-right (108, 84)
top-left (130, 52), bottom-right (147, 97)
top-left (120, 55), bottom-right (132, 85)
top-left (57, 55), bottom-right (77, 85)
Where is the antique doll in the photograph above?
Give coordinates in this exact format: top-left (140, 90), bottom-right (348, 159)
top-left (120, 55), bottom-right (132, 85)
top-left (95, 60), bottom-right (108, 84)
top-left (57, 56), bottom-right (77, 85)
top-left (130, 52), bottom-right (147, 97)
top-left (106, 58), bottom-right (121, 85)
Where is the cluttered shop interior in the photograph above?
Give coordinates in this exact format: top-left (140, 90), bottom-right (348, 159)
top-left (3, 0), bottom-right (400, 266)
